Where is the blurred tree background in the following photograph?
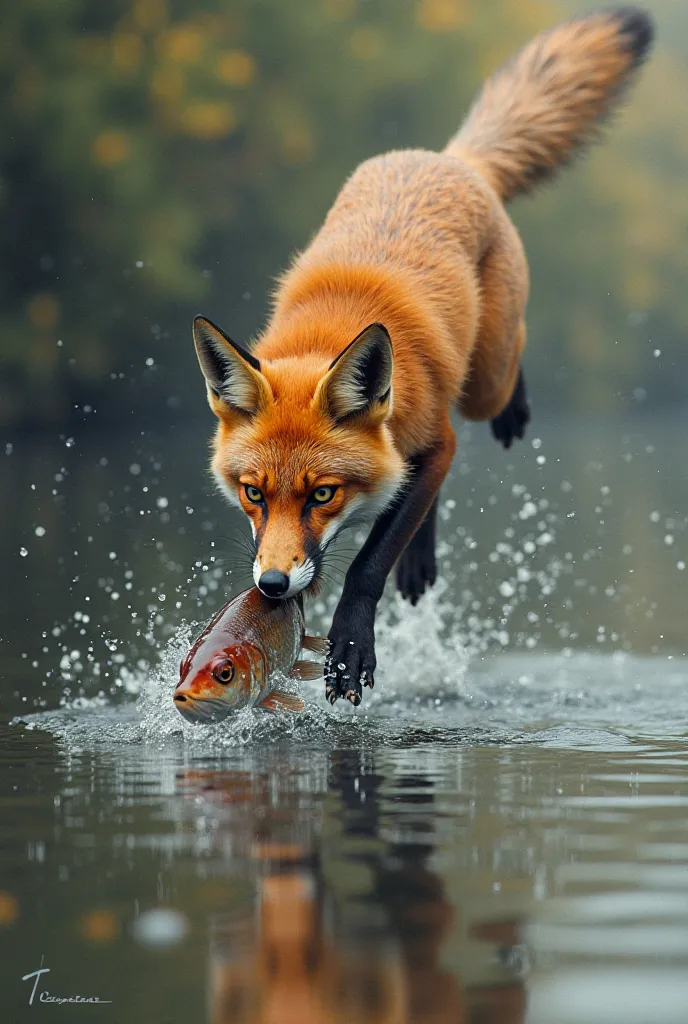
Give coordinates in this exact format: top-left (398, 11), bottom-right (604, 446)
top-left (0, 0), bottom-right (684, 428)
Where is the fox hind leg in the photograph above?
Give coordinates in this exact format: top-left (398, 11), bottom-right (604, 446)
top-left (396, 498), bottom-right (438, 605)
top-left (490, 366), bottom-right (530, 449)
top-left (458, 211), bottom-right (529, 442)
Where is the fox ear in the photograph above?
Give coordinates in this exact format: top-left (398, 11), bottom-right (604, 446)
top-left (193, 316), bottom-right (272, 418)
top-left (315, 322), bottom-right (393, 424)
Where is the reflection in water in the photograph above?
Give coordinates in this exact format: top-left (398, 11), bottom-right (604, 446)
top-left (179, 756), bottom-right (527, 1024)
top-left (4, 720), bottom-right (688, 1023)
top-left (209, 848), bottom-right (406, 1024)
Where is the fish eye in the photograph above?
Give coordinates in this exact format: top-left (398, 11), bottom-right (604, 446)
top-left (212, 660), bottom-right (235, 685)
top-left (311, 485), bottom-right (336, 505)
top-left (244, 485), bottom-right (264, 505)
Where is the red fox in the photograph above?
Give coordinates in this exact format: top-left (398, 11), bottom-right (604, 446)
top-left (193, 8), bottom-right (653, 706)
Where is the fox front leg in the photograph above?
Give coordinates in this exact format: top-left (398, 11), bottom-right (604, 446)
top-left (325, 426), bottom-right (456, 706)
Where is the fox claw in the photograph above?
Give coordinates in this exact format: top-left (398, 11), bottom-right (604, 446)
top-left (325, 598), bottom-right (376, 707)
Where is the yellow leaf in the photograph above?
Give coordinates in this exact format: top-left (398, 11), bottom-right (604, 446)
top-left (133, 0), bottom-right (167, 32)
top-left (150, 67), bottom-right (184, 104)
top-left (91, 130), bottom-right (130, 168)
top-left (79, 910), bottom-right (118, 944)
top-left (349, 27), bottom-right (383, 61)
top-left (0, 892), bottom-right (18, 927)
top-left (180, 102), bottom-right (237, 140)
top-left (27, 294), bottom-right (60, 331)
top-left (323, 0), bottom-right (357, 20)
top-left (216, 51), bottom-right (256, 88)
top-left (281, 123), bottom-right (314, 165)
top-left (417, 0), bottom-right (467, 33)
top-left (157, 25), bottom-right (203, 64)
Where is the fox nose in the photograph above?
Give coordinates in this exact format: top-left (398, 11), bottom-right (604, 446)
top-left (258, 569), bottom-right (290, 598)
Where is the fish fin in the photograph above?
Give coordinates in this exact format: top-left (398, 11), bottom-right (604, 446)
top-left (259, 689), bottom-right (305, 713)
top-left (303, 634), bottom-right (329, 655)
top-left (290, 659), bottom-right (324, 681)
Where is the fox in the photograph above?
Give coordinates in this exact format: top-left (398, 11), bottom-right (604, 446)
top-left (192, 8), bottom-right (653, 707)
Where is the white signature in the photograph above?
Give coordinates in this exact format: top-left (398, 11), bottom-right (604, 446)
top-left (22, 957), bottom-right (112, 1006)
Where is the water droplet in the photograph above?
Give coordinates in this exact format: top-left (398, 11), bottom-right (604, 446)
top-left (34, 526), bottom-right (46, 537)
top-left (19, 547), bottom-right (28, 557)
top-left (132, 908), bottom-right (188, 948)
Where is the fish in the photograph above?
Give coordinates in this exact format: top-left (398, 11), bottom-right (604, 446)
top-left (173, 588), bottom-right (328, 723)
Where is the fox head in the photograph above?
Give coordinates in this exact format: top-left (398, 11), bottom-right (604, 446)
top-left (193, 316), bottom-right (406, 598)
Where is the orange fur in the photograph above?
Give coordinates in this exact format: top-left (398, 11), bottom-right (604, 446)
top-left (195, 8), bottom-right (653, 594)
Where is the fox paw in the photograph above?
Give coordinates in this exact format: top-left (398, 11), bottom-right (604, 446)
top-left (325, 598), bottom-right (376, 706)
top-left (396, 541), bottom-right (436, 605)
top-left (491, 368), bottom-right (531, 450)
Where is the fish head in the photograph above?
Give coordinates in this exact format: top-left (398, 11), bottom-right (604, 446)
top-left (173, 641), bottom-right (265, 723)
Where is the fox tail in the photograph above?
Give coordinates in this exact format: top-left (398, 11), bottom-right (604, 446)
top-left (447, 6), bottom-right (653, 202)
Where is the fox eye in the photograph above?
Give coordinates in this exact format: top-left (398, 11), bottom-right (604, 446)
top-left (244, 485), bottom-right (264, 504)
top-left (311, 486), bottom-right (336, 505)
top-left (213, 660), bottom-right (235, 684)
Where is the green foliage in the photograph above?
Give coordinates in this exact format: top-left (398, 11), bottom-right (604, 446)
top-left (0, 0), bottom-right (684, 425)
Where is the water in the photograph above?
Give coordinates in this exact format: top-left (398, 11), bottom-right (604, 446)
top-left (2, 415), bottom-right (688, 1021)
top-left (4, 682), bottom-right (688, 1024)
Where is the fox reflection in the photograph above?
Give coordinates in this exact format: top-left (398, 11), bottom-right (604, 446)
top-left (180, 765), bottom-right (527, 1024)
top-left (210, 846), bottom-right (406, 1024)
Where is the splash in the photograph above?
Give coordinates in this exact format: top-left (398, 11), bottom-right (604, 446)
top-left (15, 426), bottom-right (688, 752)
top-left (366, 579), bottom-right (470, 698)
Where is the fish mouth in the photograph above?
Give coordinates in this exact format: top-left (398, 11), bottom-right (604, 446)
top-left (173, 694), bottom-right (232, 724)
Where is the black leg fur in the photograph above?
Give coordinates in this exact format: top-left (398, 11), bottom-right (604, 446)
top-left (490, 367), bottom-right (531, 449)
top-left (395, 499), bottom-right (438, 605)
top-left (325, 434), bottom-right (455, 707)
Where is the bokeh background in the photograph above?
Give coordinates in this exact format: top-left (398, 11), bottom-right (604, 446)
top-left (3, 0), bottom-right (686, 425)
top-left (2, 0), bottom-right (687, 713)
